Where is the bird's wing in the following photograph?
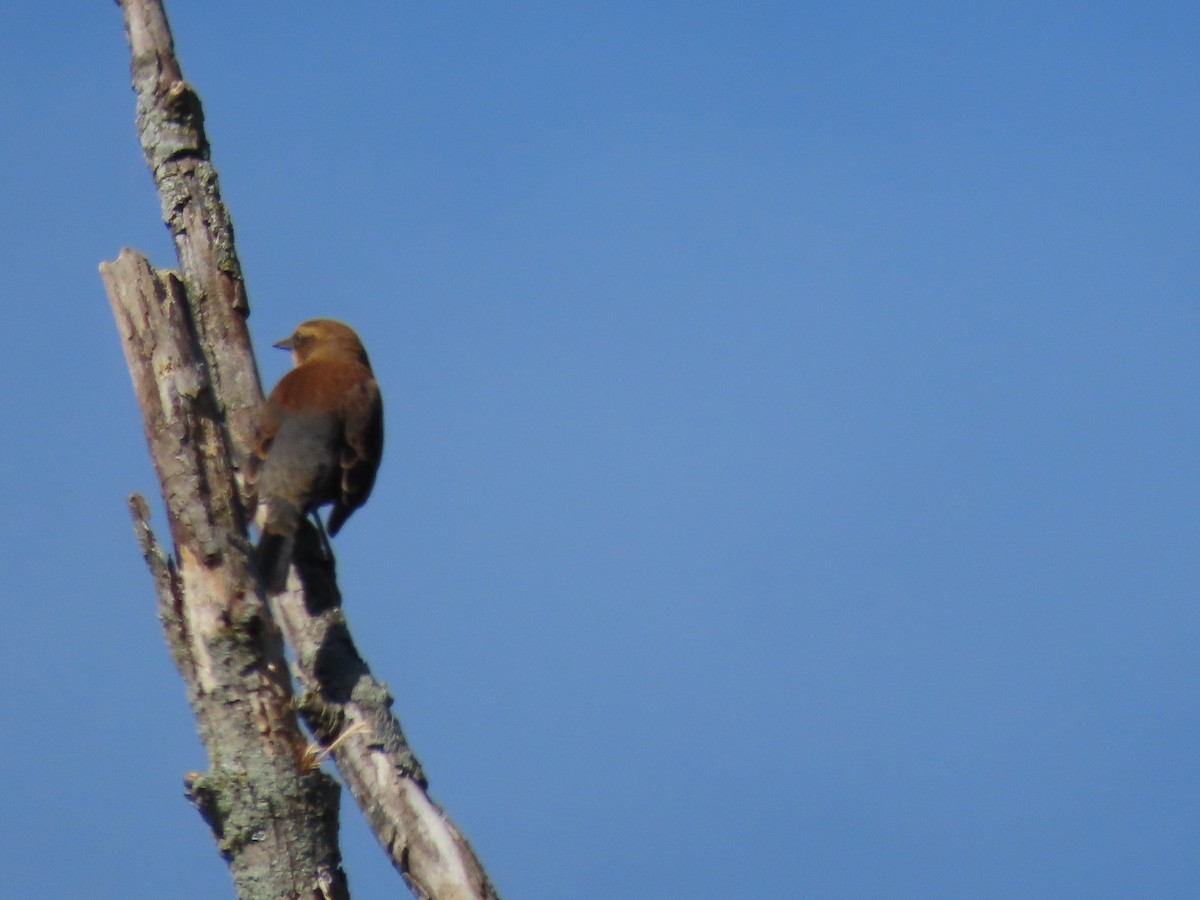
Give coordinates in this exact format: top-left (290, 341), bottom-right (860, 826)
top-left (332, 377), bottom-right (383, 531)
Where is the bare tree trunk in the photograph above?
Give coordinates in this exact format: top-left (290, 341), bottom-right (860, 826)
top-left (102, 2), bottom-right (500, 898)
top-left (102, 255), bottom-right (350, 900)
top-left (117, 0), bottom-right (262, 459)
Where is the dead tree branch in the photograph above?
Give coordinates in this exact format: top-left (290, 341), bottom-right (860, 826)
top-left (101, 251), bottom-right (349, 899)
top-left (274, 550), bottom-right (500, 900)
top-left (104, 2), bottom-right (500, 897)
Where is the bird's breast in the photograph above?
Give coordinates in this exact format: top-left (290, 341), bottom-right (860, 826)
top-left (258, 410), bottom-right (344, 509)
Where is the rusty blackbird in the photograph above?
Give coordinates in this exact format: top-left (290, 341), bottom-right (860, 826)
top-left (246, 318), bottom-right (383, 592)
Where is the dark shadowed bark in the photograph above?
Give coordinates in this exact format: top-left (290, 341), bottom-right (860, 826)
top-left (102, 2), bottom-right (499, 898)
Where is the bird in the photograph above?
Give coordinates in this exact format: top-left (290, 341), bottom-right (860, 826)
top-left (245, 318), bottom-right (384, 593)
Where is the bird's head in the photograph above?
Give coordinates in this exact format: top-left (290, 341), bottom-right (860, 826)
top-left (274, 319), bottom-right (372, 369)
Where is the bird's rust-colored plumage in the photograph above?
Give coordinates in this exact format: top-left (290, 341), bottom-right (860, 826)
top-left (245, 319), bottom-right (383, 592)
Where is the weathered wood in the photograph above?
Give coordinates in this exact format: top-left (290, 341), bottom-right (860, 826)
top-left (119, 0), bottom-right (262, 460)
top-left (274, 545), bottom-right (500, 900)
top-left (101, 250), bottom-right (349, 900)
top-left (106, 2), bottom-right (501, 898)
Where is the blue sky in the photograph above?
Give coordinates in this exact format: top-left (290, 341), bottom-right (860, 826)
top-left (1, 3), bottom-right (1197, 897)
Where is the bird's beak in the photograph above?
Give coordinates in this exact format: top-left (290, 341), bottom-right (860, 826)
top-left (273, 337), bottom-right (294, 351)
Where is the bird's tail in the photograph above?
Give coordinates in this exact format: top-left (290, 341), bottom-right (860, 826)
top-left (253, 498), bottom-right (302, 594)
top-left (253, 530), bottom-right (296, 594)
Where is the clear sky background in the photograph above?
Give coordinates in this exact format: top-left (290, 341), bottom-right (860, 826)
top-left (1, 3), bottom-right (1197, 898)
